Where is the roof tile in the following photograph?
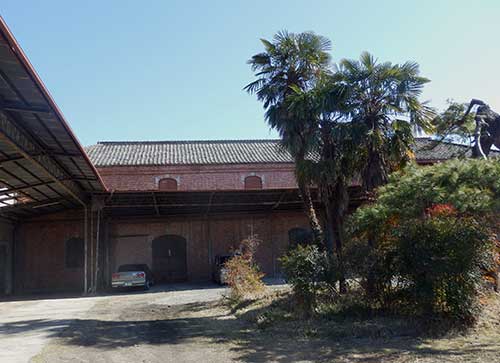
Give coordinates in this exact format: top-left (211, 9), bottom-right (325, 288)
top-left (84, 138), bottom-right (495, 167)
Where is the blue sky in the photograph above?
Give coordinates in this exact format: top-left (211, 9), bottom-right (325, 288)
top-left (2, 1), bottom-right (499, 146)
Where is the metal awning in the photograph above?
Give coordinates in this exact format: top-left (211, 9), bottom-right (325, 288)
top-left (98, 187), bottom-right (365, 218)
top-left (100, 189), bottom-right (310, 218)
top-left (0, 17), bottom-right (106, 220)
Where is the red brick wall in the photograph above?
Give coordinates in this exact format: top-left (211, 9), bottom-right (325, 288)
top-left (0, 221), bottom-right (14, 295)
top-left (15, 209), bottom-right (310, 292)
top-left (15, 210), bottom-right (85, 293)
top-left (108, 211), bottom-right (309, 281)
top-left (96, 163), bottom-right (298, 191)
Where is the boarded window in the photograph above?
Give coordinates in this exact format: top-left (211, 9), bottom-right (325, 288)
top-left (244, 176), bottom-right (263, 190)
top-left (288, 228), bottom-right (313, 247)
top-left (65, 237), bottom-right (84, 269)
top-left (158, 178), bottom-right (178, 191)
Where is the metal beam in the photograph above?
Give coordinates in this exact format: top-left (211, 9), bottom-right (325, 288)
top-left (0, 180), bottom-right (56, 196)
top-left (0, 197), bottom-right (69, 215)
top-left (0, 111), bottom-right (86, 205)
top-left (0, 152), bottom-right (84, 166)
top-left (205, 191), bottom-right (216, 215)
top-left (151, 192), bottom-right (160, 216)
top-left (272, 190), bottom-right (288, 210)
top-left (0, 156), bottom-right (26, 165)
top-left (0, 167), bottom-right (42, 201)
top-left (105, 201), bottom-right (304, 208)
top-left (0, 100), bottom-right (51, 114)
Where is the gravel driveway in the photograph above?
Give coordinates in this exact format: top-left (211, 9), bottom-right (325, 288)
top-left (3, 282), bottom-right (497, 363)
top-left (0, 283), bottom-right (230, 363)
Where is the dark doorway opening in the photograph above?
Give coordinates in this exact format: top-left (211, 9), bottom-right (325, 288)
top-left (152, 235), bottom-right (187, 283)
top-left (288, 227), bottom-right (313, 248)
top-left (0, 245), bottom-right (6, 295)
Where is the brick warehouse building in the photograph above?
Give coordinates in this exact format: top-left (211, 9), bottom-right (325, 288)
top-left (0, 18), bottom-right (486, 295)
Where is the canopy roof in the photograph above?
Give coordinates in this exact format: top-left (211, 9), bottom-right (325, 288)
top-left (0, 17), bottom-right (106, 220)
top-left (96, 187), bottom-right (365, 218)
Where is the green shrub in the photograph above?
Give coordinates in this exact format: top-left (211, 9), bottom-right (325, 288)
top-left (394, 215), bottom-right (493, 322)
top-left (280, 244), bottom-right (339, 315)
top-left (225, 236), bottom-right (265, 301)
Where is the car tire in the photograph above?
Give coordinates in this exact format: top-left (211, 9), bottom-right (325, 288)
top-left (144, 280), bottom-right (151, 290)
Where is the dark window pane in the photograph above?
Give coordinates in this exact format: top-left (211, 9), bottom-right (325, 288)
top-left (65, 237), bottom-right (84, 268)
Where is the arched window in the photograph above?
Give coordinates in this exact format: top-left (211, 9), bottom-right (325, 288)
top-left (158, 178), bottom-right (178, 191)
top-left (244, 175), bottom-right (263, 190)
top-left (288, 228), bottom-right (313, 248)
top-left (65, 237), bottom-right (84, 269)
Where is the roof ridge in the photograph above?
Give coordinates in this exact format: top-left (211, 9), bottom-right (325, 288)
top-left (415, 137), bottom-right (472, 149)
top-left (95, 139), bottom-right (282, 146)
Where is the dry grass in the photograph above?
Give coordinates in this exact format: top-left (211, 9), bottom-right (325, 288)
top-left (229, 289), bottom-right (500, 362)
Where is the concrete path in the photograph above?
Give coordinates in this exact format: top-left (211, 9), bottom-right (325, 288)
top-left (0, 295), bottom-right (101, 363)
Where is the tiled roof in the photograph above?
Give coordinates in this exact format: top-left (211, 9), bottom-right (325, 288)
top-left (84, 138), bottom-right (492, 167)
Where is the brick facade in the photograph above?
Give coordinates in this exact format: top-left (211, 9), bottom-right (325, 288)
top-left (96, 163), bottom-right (298, 191)
top-left (10, 162), bottom-right (308, 293)
top-left (14, 210), bottom-right (85, 293)
top-left (14, 209), bottom-right (309, 292)
top-left (0, 221), bottom-right (14, 295)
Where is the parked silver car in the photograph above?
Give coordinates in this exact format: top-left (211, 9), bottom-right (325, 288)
top-left (112, 264), bottom-right (154, 290)
top-left (213, 255), bottom-right (236, 285)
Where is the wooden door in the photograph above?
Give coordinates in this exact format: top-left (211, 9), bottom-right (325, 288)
top-left (152, 235), bottom-right (187, 283)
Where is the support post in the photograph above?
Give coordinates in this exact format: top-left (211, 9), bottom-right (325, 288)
top-left (91, 195), bottom-right (106, 293)
top-left (105, 217), bottom-right (110, 288)
top-left (94, 208), bottom-right (101, 293)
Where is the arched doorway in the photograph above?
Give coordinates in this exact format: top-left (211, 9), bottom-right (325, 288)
top-left (288, 227), bottom-right (313, 248)
top-left (152, 235), bottom-right (187, 283)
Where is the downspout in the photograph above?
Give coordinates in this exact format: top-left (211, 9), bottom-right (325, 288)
top-left (90, 208), bottom-right (94, 292)
top-left (83, 205), bottom-right (88, 295)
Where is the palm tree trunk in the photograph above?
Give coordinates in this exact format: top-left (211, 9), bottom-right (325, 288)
top-left (298, 181), bottom-right (324, 246)
top-left (323, 199), bottom-right (334, 254)
top-left (329, 183), bottom-right (348, 293)
top-left (363, 150), bottom-right (388, 192)
top-left (363, 141), bottom-right (387, 296)
top-left (333, 212), bottom-right (347, 294)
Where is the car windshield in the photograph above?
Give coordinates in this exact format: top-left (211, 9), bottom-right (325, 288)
top-left (118, 264), bottom-right (145, 272)
top-left (218, 256), bottom-right (232, 265)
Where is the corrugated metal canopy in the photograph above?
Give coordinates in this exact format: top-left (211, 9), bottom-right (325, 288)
top-left (97, 187), bottom-right (365, 218)
top-left (101, 189), bottom-right (314, 218)
top-left (0, 17), bottom-right (106, 220)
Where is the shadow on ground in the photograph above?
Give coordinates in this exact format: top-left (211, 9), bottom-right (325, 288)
top-left (1, 299), bottom-right (497, 362)
top-left (0, 282), bottom-right (226, 303)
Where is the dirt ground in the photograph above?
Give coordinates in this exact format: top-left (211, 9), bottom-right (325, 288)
top-left (1, 284), bottom-right (500, 363)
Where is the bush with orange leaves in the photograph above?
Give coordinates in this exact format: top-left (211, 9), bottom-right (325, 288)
top-left (225, 235), bottom-right (265, 301)
top-left (425, 203), bottom-right (456, 217)
top-left (348, 159), bottom-right (500, 324)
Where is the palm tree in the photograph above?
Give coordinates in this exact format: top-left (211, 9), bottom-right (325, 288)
top-left (245, 31), bottom-right (332, 245)
top-left (336, 52), bottom-right (434, 295)
top-left (336, 52), bottom-right (435, 192)
top-left (286, 78), bottom-right (357, 292)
